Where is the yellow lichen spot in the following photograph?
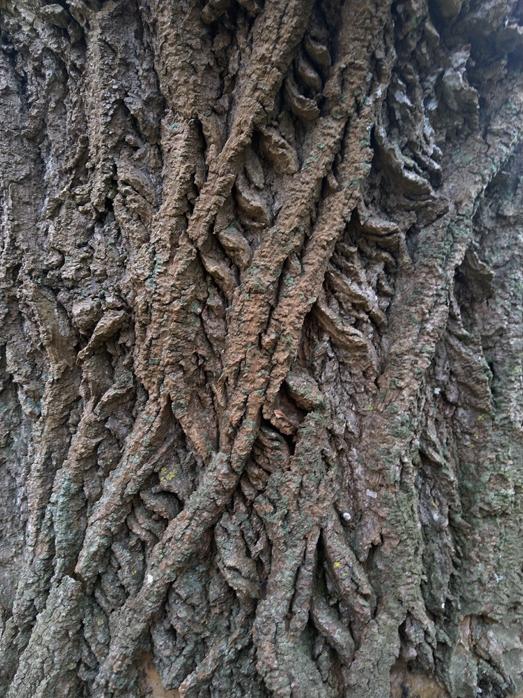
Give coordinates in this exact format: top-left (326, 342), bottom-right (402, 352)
top-left (160, 465), bottom-right (176, 481)
top-left (333, 561), bottom-right (342, 569)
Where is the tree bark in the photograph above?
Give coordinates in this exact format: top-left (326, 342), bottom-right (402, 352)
top-left (1, 0), bottom-right (523, 696)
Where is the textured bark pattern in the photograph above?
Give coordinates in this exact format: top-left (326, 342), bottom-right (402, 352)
top-left (1, 0), bottom-right (523, 696)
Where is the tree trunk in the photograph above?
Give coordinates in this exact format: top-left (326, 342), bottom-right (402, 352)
top-left (1, 0), bottom-right (523, 696)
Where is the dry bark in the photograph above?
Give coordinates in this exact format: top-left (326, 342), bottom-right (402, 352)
top-left (1, 0), bottom-right (523, 696)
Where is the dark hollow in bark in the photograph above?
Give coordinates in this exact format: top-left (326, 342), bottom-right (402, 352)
top-left (1, 0), bottom-right (523, 696)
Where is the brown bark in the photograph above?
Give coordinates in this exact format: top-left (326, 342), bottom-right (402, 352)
top-left (1, 0), bottom-right (523, 696)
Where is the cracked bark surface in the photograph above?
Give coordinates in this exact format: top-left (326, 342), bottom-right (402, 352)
top-left (1, 0), bottom-right (523, 696)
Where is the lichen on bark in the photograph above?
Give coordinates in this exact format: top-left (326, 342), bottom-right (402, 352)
top-left (1, 0), bottom-right (523, 696)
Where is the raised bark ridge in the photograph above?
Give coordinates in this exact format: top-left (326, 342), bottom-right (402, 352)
top-left (1, 0), bottom-right (523, 696)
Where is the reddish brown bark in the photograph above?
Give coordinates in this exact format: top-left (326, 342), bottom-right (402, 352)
top-left (1, 1), bottom-right (523, 696)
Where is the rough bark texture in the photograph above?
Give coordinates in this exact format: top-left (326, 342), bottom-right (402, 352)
top-left (1, 0), bottom-right (523, 696)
